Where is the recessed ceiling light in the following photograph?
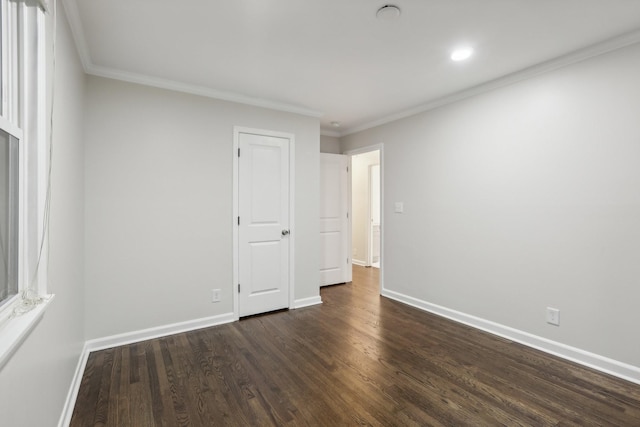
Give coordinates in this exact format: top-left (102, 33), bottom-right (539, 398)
top-left (376, 5), bottom-right (401, 21)
top-left (451, 47), bottom-right (474, 62)
top-left (331, 121), bottom-right (341, 128)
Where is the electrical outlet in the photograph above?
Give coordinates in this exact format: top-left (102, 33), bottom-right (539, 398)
top-left (546, 307), bottom-right (560, 326)
top-left (212, 289), bottom-right (221, 302)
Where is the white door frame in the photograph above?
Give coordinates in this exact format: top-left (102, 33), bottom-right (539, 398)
top-left (232, 126), bottom-right (296, 320)
top-left (344, 144), bottom-right (384, 293)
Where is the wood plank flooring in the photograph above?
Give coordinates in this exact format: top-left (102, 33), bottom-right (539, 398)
top-left (71, 266), bottom-right (640, 426)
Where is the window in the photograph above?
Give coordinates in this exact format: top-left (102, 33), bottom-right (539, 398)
top-left (0, 0), bottom-right (23, 310)
top-left (0, 0), bottom-right (50, 369)
top-left (0, 129), bottom-right (18, 308)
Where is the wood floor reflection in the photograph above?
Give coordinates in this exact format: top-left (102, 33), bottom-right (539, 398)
top-left (71, 265), bottom-right (640, 426)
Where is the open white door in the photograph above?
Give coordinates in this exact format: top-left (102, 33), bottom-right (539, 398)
top-left (320, 153), bottom-right (351, 286)
top-left (237, 130), bottom-right (291, 317)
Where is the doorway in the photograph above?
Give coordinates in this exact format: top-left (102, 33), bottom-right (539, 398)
top-left (346, 146), bottom-right (382, 291)
top-left (369, 164), bottom-right (381, 268)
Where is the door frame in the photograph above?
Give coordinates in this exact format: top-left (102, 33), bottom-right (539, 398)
top-left (232, 126), bottom-right (296, 320)
top-left (343, 144), bottom-right (384, 294)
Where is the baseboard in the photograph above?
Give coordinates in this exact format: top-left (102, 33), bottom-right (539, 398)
top-left (352, 259), bottom-right (367, 267)
top-left (382, 288), bottom-right (640, 386)
top-left (58, 342), bottom-right (90, 427)
top-left (85, 312), bottom-right (236, 352)
top-left (294, 296), bottom-right (322, 309)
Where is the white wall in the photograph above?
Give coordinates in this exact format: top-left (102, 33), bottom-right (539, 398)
top-left (350, 151), bottom-right (379, 265)
top-left (341, 42), bottom-right (640, 368)
top-left (84, 77), bottom-right (320, 339)
top-left (320, 135), bottom-right (341, 154)
top-left (0, 5), bottom-right (86, 426)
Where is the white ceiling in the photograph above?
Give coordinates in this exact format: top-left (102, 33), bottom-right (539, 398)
top-left (65, 0), bottom-right (640, 136)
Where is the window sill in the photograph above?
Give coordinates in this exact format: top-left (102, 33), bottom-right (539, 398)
top-left (0, 294), bottom-right (54, 371)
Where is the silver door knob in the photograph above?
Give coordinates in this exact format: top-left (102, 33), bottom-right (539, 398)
top-left (281, 229), bottom-right (290, 236)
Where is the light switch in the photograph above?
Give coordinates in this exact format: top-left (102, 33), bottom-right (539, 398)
top-left (394, 202), bottom-right (404, 213)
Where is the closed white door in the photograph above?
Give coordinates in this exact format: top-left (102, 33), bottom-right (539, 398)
top-left (320, 153), bottom-right (351, 286)
top-left (238, 131), bottom-right (291, 317)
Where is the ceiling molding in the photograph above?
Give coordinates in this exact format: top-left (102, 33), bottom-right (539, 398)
top-left (86, 64), bottom-right (324, 118)
top-left (340, 28), bottom-right (640, 137)
top-left (60, 0), bottom-right (93, 71)
top-left (59, 0), bottom-right (323, 119)
top-left (320, 130), bottom-right (341, 138)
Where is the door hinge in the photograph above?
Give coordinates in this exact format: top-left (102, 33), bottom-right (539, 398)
top-left (238, 148), bottom-right (241, 157)
top-left (346, 212), bottom-right (349, 219)
top-left (237, 216), bottom-right (240, 225)
top-left (347, 257), bottom-right (349, 264)
top-left (346, 166), bottom-right (349, 173)
top-left (238, 284), bottom-right (240, 293)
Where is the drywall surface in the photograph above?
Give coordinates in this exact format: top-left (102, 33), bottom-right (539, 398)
top-left (0, 6), bottom-right (87, 426)
top-left (84, 76), bottom-right (320, 339)
top-left (320, 135), bottom-right (341, 153)
top-left (342, 43), bottom-right (640, 367)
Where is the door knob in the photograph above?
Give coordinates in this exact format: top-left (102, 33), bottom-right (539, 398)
top-left (281, 229), bottom-right (290, 236)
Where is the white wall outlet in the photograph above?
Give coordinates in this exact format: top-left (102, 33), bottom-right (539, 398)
top-left (546, 307), bottom-right (560, 326)
top-left (212, 289), bottom-right (221, 302)
top-left (394, 202), bottom-right (404, 213)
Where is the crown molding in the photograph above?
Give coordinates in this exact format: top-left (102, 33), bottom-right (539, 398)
top-left (59, 0), bottom-right (322, 119)
top-left (341, 28), bottom-right (640, 137)
top-left (86, 64), bottom-right (323, 118)
top-left (60, 0), bottom-right (92, 71)
top-left (320, 129), bottom-right (341, 138)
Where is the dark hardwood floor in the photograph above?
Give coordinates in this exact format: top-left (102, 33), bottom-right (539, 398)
top-left (71, 266), bottom-right (640, 426)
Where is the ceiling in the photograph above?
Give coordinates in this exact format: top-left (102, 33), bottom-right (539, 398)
top-left (65, 0), bottom-right (640, 136)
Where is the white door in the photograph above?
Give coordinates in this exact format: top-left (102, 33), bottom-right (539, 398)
top-left (238, 131), bottom-right (291, 317)
top-left (320, 153), bottom-right (351, 286)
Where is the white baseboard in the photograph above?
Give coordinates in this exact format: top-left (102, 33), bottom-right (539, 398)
top-left (382, 288), bottom-right (640, 386)
top-left (294, 296), bottom-right (322, 309)
top-left (85, 312), bottom-right (236, 352)
top-left (57, 312), bottom-right (236, 426)
top-left (352, 259), bottom-right (367, 267)
top-left (58, 342), bottom-right (90, 427)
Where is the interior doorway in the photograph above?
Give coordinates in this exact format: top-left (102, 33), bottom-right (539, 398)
top-left (347, 147), bottom-right (382, 290)
top-left (368, 164), bottom-right (381, 268)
